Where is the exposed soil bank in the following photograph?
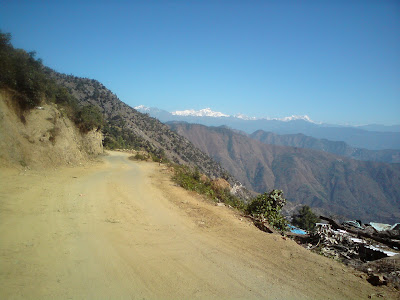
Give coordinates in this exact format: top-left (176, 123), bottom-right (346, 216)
top-left (0, 90), bottom-right (103, 169)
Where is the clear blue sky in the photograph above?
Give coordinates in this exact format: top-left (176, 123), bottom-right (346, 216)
top-left (1, 0), bottom-right (399, 125)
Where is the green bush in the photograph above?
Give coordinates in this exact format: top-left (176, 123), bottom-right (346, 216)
top-left (103, 136), bottom-right (120, 149)
top-left (291, 205), bottom-right (319, 231)
top-left (150, 153), bottom-right (161, 163)
top-left (129, 153), bottom-right (149, 161)
top-left (246, 189), bottom-right (288, 231)
top-left (75, 105), bottom-right (103, 133)
top-left (172, 164), bottom-right (245, 210)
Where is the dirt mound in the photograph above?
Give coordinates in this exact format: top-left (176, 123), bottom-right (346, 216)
top-left (0, 90), bottom-right (103, 169)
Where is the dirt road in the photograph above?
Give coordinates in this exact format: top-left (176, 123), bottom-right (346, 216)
top-left (0, 151), bottom-right (397, 299)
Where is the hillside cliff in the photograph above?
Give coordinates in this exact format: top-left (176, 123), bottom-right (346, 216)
top-left (169, 122), bottom-right (400, 223)
top-left (0, 90), bottom-right (103, 168)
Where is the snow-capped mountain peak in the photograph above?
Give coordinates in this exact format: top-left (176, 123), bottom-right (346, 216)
top-left (234, 113), bottom-right (257, 120)
top-left (172, 108), bottom-right (229, 118)
top-left (274, 115), bottom-right (316, 123)
top-left (135, 105), bottom-right (317, 124)
top-left (134, 105), bottom-right (150, 111)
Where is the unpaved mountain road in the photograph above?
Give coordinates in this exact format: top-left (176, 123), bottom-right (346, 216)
top-left (0, 151), bottom-right (397, 299)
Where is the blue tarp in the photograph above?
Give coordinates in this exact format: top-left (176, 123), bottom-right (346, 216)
top-left (289, 225), bottom-right (307, 235)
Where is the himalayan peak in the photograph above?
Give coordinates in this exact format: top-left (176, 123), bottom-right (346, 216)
top-left (135, 105), bottom-right (315, 123)
top-left (171, 108), bottom-right (229, 118)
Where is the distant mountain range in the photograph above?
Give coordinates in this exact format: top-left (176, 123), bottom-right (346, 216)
top-left (250, 131), bottom-right (400, 164)
top-left (170, 107), bottom-right (317, 123)
top-left (135, 106), bottom-right (400, 151)
top-left (169, 122), bottom-right (400, 224)
top-left (136, 105), bottom-right (320, 123)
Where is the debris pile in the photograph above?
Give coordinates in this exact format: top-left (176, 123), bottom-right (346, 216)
top-left (307, 223), bottom-right (359, 260)
top-left (296, 216), bottom-right (400, 288)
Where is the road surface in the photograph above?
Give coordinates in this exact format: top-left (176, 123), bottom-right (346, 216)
top-left (0, 151), bottom-right (395, 299)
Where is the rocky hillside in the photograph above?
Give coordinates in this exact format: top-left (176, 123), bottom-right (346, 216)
top-left (44, 69), bottom-right (249, 198)
top-left (251, 130), bottom-right (400, 164)
top-left (169, 122), bottom-right (400, 224)
top-left (0, 89), bottom-right (103, 168)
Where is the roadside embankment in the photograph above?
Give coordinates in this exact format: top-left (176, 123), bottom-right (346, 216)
top-left (0, 90), bottom-right (103, 169)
